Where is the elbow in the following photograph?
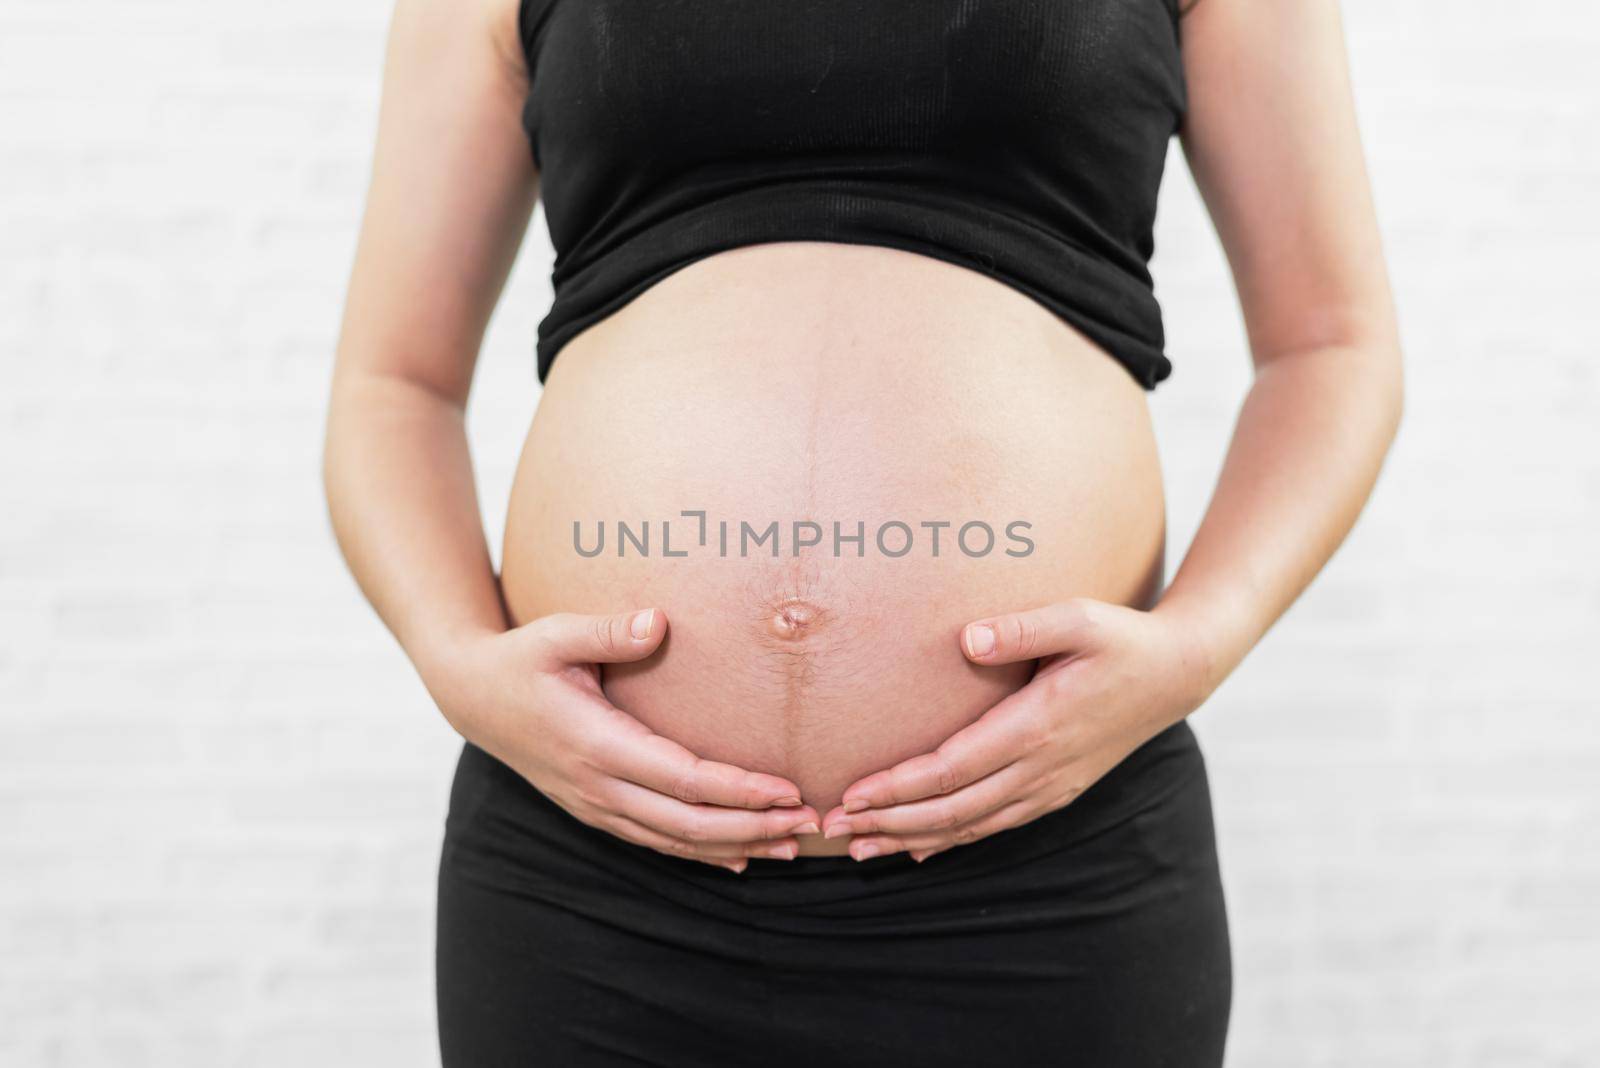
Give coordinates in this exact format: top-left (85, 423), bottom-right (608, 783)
top-left (320, 370), bottom-right (356, 529)
top-left (319, 407), bottom-right (345, 549)
top-left (1341, 331), bottom-right (1404, 460)
top-left (319, 425), bottom-right (340, 521)
top-left (1375, 335), bottom-right (1405, 448)
top-left (1338, 314), bottom-right (1406, 448)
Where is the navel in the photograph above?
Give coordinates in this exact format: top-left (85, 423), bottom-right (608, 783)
top-left (768, 597), bottom-right (822, 640)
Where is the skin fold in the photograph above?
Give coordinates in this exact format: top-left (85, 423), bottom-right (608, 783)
top-left (323, 0), bottom-right (1403, 870)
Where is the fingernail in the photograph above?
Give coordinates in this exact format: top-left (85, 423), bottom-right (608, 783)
top-left (824, 822), bottom-right (852, 840)
top-left (842, 798), bottom-right (869, 814)
top-left (910, 850), bottom-right (931, 863)
top-left (790, 821), bottom-right (819, 836)
top-left (765, 842), bottom-right (798, 860)
top-left (852, 842), bottom-right (880, 861)
top-left (774, 795), bottom-right (803, 807)
top-left (965, 623), bottom-right (995, 659)
top-left (725, 860), bottom-right (747, 874)
top-left (630, 609), bottom-right (655, 640)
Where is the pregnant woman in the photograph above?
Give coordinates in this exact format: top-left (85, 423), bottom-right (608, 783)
top-left (323, 0), bottom-right (1402, 1062)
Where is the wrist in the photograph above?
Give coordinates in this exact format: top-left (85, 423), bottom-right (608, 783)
top-left (399, 576), bottom-right (514, 691)
top-left (1150, 595), bottom-right (1246, 710)
top-left (404, 622), bottom-right (505, 724)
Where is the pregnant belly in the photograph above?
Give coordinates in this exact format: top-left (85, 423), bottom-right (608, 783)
top-left (500, 243), bottom-right (1167, 854)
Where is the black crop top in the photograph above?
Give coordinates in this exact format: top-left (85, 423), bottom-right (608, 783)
top-left (516, 0), bottom-right (1188, 389)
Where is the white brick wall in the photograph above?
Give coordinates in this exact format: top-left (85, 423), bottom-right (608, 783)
top-left (2, 0), bottom-right (1596, 1064)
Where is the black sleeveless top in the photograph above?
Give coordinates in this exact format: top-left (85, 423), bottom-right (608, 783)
top-left (516, 0), bottom-right (1188, 388)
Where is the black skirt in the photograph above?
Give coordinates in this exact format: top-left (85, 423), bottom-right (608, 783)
top-left (436, 720), bottom-right (1231, 1067)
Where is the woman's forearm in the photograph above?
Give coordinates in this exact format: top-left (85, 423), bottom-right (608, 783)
top-left (322, 367), bottom-right (508, 682)
top-left (1154, 340), bottom-right (1404, 701)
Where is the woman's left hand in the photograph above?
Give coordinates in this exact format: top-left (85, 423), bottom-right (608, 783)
top-left (820, 598), bottom-right (1214, 862)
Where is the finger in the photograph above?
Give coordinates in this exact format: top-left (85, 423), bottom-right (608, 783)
top-left (604, 725), bottom-right (809, 810)
top-left (609, 779), bottom-right (820, 844)
top-left (528, 608), bottom-right (667, 667)
top-left (962, 599), bottom-right (1101, 666)
top-left (822, 763), bottom-right (1032, 839)
top-left (606, 814), bottom-right (802, 867)
top-left (835, 690), bottom-right (1040, 814)
top-left (846, 799), bottom-right (1040, 861)
top-left (606, 813), bottom-right (749, 868)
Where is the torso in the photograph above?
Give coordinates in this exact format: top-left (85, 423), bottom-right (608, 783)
top-left (500, 241), bottom-right (1167, 855)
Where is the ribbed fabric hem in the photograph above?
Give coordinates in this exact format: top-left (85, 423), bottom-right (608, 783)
top-left (533, 180), bottom-right (1173, 390)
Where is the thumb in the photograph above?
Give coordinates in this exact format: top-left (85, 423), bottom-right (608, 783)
top-left (527, 608), bottom-right (666, 666)
top-left (961, 600), bottom-right (1100, 666)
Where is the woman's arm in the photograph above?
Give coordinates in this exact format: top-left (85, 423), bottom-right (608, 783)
top-left (820, 0), bottom-right (1404, 858)
top-left (324, 0), bottom-right (818, 870)
top-left (324, 0), bottom-right (533, 670)
top-left (1156, 0), bottom-right (1404, 694)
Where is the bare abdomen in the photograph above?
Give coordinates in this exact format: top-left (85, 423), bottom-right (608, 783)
top-left (500, 243), bottom-right (1167, 850)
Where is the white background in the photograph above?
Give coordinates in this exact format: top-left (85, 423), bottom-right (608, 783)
top-left (3, 0), bottom-right (1598, 1064)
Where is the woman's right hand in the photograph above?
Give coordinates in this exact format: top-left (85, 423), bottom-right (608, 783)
top-left (420, 607), bottom-right (819, 872)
